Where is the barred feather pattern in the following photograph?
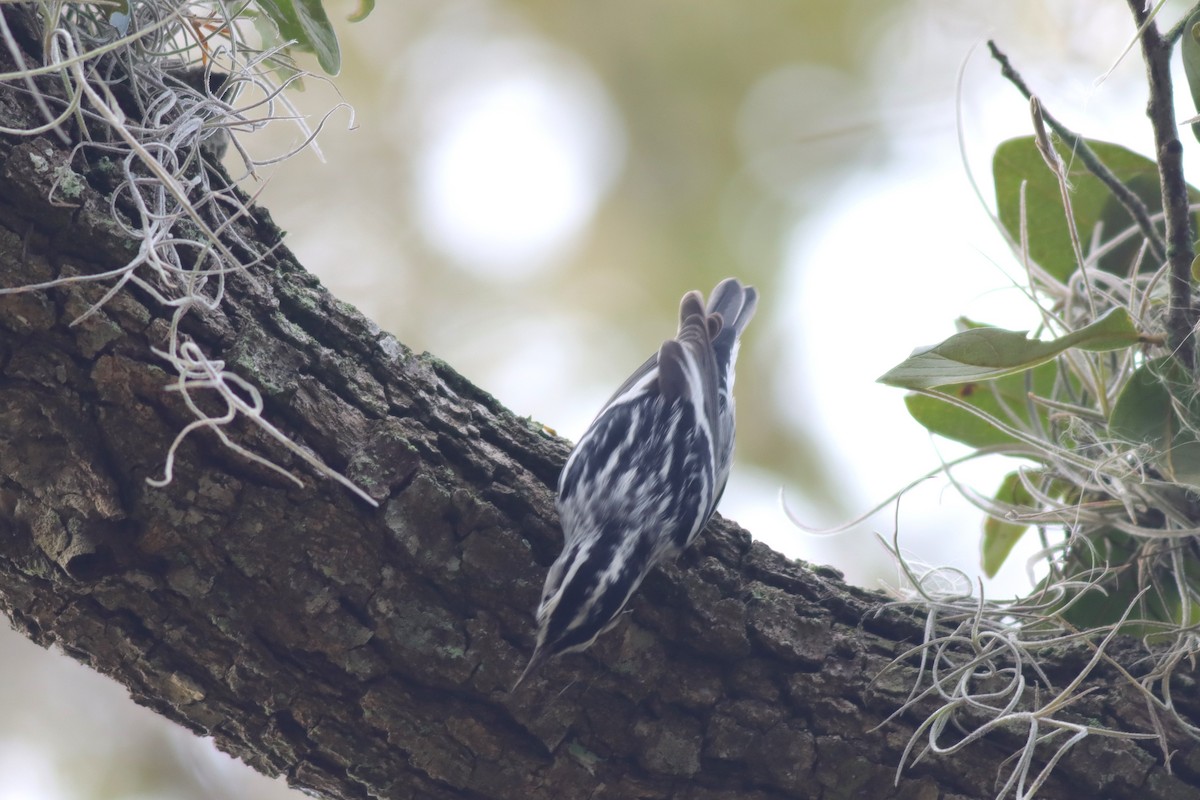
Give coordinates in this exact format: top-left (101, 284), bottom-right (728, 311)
top-left (515, 278), bottom-right (758, 688)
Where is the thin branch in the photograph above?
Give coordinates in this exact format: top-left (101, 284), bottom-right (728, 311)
top-left (1165, 2), bottom-right (1200, 46)
top-left (1126, 1), bottom-right (1199, 368)
top-left (986, 40), bottom-right (1169, 269)
top-left (1030, 96), bottom-right (1098, 320)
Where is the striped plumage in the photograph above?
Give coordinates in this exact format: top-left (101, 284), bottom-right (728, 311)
top-left (515, 278), bottom-right (757, 688)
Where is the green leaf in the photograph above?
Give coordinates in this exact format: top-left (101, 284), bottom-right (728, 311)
top-left (257, 0), bottom-right (342, 75)
top-left (982, 471), bottom-right (1036, 578)
top-left (879, 307), bottom-right (1140, 390)
top-left (1182, 12), bottom-right (1200, 144)
top-left (903, 359), bottom-right (1058, 449)
top-left (993, 137), bottom-right (1200, 279)
top-left (1051, 527), bottom-right (1199, 635)
top-left (348, 0), bottom-right (376, 23)
top-left (1109, 357), bottom-right (1200, 487)
top-left (107, 0), bottom-right (131, 34)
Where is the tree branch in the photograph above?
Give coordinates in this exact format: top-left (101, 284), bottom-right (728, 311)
top-left (986, 39), bottom-right (1169, 269)
top-left (1127, 1), bottom-right (1199, 367)
top-left (0, 8), bottom-right (1197, 800)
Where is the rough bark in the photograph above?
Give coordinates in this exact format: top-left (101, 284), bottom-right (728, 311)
top-left (0, 14), bottom-right (1198, 800)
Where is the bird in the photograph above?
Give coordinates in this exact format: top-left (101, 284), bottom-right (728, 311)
top-left (514, 278), bottom-right (757, 688)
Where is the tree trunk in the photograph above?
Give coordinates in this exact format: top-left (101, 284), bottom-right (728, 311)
top-left (0, 9), bottom-right (1196, 800)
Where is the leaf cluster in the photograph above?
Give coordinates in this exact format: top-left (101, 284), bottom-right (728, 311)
top-left (881, 134), bottom-right (1200, 634)
top-left (253, 0), bottom-right (374, 75)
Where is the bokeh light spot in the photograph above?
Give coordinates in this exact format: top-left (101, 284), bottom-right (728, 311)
top-left (412, 43), bottom-right (625, 279)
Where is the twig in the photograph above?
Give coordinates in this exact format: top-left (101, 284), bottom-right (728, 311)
top-left (1030, 96), bottom-right (1098, 320)
top-left (1165, 1), bottom-right (1200, 45)
top-left (1126, 2), bottom-right (1198, 368)
top-left (987, 40), bottom-right (1169, 269)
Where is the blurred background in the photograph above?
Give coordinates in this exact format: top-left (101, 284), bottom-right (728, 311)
top-left (2, 1), bottom-right (1192, 797)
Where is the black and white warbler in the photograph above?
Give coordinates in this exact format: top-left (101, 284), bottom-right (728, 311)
top-left (515, 278), bottom-right (757, 688)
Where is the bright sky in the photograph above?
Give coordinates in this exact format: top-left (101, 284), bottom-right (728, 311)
top-left (411, 39), bottom-right (625, 277)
